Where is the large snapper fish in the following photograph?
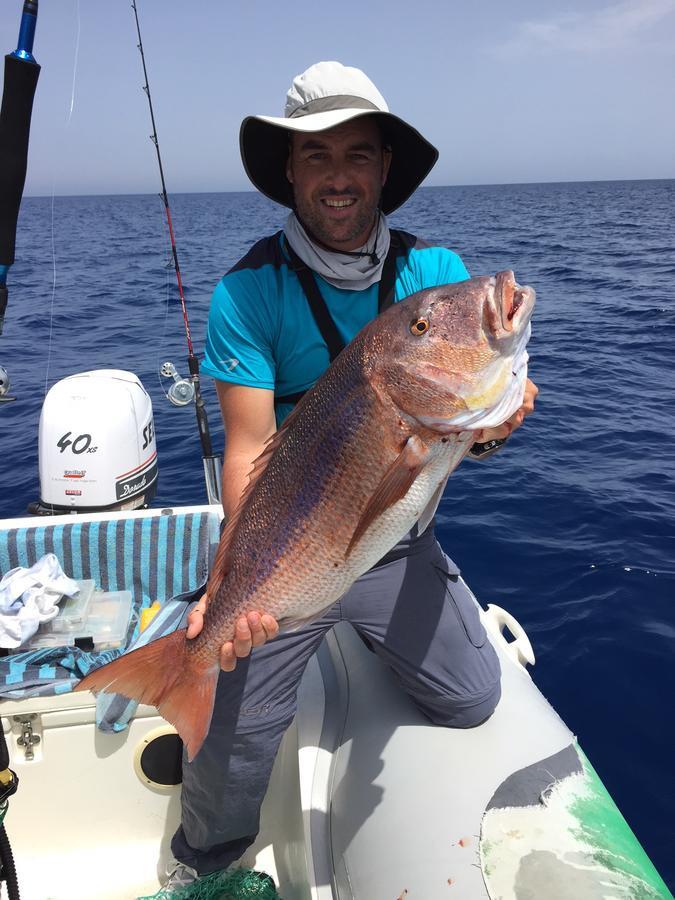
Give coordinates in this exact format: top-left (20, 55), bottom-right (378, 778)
top-left (77, 271), bottom-right (535, 759)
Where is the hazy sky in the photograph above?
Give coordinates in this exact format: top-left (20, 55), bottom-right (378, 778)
top-left (1, 0), bottom-right (673, 196)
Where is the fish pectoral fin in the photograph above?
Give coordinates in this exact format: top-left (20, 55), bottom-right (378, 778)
top-left (346, 435), bottom-right (430, 557)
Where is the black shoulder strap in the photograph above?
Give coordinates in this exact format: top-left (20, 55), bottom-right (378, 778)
top-left (284, 241), bottom-right (346, 363)
top-left (276, 230), bottom-right (416, 407)
top-left (378, 228), bottom-right (417, 313)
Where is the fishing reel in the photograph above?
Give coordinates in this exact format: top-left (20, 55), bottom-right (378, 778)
top-left (0, 365), bottom-right (16, 403)
top-left (160, 361), bottom-right (195, 407)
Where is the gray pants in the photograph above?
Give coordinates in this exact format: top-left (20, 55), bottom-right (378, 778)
top-left (171, 525), bottom-right (501, 875)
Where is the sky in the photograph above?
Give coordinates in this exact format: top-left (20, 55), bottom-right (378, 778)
top-left (0, 0), bottom-right (673, 196)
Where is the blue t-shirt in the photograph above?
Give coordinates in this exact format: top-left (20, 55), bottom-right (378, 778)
top-left (201, 230), bottom-right (470, 424)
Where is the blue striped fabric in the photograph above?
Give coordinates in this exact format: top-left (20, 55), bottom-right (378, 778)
top-left (0, 511), bottom-right (220, 710)
top-left (95, 587), bottom-right (202, 733)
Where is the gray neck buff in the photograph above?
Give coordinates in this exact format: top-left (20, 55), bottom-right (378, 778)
top-left (284, 211), bottom-right (390, 291)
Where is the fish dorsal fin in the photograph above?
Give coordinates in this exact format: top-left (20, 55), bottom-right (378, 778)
top-left (346, 434), bottom-right (430, 557)
top-left (206, 415), bottom-right (298, 600)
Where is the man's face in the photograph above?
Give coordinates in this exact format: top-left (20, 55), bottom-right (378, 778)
top-left (286, 118), bottom-right (392, 251)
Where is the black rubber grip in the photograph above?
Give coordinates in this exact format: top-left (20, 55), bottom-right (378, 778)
top-left (0, 54), bottom-right (41, 266)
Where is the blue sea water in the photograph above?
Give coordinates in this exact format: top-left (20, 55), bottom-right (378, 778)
top-left (1, 180), bottom-right (674, 888)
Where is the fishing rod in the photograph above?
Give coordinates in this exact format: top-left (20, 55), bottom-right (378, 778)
top-left (131, 0), bottom-right (222, 505)
top-left (0, 0), bottom-right (41, 405)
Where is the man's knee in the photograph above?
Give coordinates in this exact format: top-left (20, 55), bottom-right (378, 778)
top-left (416, 680), bottom-right (501, 729)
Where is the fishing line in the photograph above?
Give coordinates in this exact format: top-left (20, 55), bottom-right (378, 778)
top-left (42, 192), bottom-right (57, 398)
top-left (43, 0), bottom-right (82, 397)
top-left (67, 0), bottom-right (81, 120)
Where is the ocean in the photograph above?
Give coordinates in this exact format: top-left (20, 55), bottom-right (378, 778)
top-left (1, 180), bottom-right (674, 888)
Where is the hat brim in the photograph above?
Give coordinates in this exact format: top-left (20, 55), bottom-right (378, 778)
top-left (239, 109), bottom-right (438, 215)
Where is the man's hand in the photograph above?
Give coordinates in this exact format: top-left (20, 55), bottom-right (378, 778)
top-left (476, 377), bottom-right (538, 443)
top-left (186, 597), bottom-right (280, 672)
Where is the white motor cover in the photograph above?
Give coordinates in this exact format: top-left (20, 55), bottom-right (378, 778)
top-left (39, 370), bottom-right (158, 511)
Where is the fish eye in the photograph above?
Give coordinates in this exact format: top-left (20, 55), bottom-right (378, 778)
top-left (410, 317), bottom-right (430, 336)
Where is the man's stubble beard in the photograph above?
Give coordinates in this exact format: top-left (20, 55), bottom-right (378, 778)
top-left (293, 192), bottom-right (381, 249)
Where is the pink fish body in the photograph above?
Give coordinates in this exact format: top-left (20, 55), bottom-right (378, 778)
top-left (77, 271), bottom-right (535, 759)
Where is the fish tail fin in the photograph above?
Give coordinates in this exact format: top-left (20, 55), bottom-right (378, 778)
top-left (75, 629), bottom-right (220, 761)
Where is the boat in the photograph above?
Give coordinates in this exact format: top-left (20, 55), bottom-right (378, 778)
top-left (0, 4), bottom-right (672, 899)
top-left (1, 501), bottom-right (672, 899)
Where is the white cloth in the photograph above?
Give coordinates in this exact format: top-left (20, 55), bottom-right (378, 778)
top-left (440, 328), bottom-right (532, 432)
top-left (0, 553), bottom-right (79, 649)
top-left (284, 211), bottom-right (391, 291)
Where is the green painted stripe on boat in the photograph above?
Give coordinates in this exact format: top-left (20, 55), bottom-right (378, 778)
top-left (571, 747), bottom-right (673, 899)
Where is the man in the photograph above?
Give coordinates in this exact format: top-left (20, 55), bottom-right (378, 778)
top-left (155, 61), bottom-right (537, 896)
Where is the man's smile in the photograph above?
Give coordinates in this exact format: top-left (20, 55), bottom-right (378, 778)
top-left (321, 197), bottom-right (357, 208)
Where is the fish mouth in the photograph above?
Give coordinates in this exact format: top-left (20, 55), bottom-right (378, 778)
top-left (493, 271), bottom-right (535, 333)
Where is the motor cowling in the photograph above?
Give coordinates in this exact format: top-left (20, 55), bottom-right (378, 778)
top-left (33, 369), bottom-right (158, 514)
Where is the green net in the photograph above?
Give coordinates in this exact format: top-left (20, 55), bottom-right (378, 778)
top-left (218, 869), bottom-right (281, 899)
top-left (138, 867), bottom-right (282, 900)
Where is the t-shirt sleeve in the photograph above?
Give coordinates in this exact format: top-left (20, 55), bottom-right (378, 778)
top-left (441, 248), bottom-right (470, 282)
top-left (417, 246), bottom-right (470, 286)
top-left (200, 274), bottom-right (276, 389)
top-left (396, 245), bottom-right (471, 299)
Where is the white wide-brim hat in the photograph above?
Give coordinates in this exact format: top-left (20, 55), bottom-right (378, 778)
top-left (240, 61), bottom-right (439, 215)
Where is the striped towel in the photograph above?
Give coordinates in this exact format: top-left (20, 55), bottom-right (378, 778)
top-left (0, 510), bottom-right (220, 731)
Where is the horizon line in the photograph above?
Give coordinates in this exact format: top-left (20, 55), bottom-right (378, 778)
top-left (23, 175), bottom-right (675, 201)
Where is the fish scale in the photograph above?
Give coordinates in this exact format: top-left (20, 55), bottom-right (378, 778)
top-left (77, 272), bottom-right (535, 760)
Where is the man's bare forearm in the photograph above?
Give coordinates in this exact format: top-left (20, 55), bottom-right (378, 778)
top-left (221, 446), bottom-right (267, 519)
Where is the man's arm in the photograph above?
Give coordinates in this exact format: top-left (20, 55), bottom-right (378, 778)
top-left (187, 381), bottom-right (280, 670)
top-left (216, 381), bottom-right (278, 517)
